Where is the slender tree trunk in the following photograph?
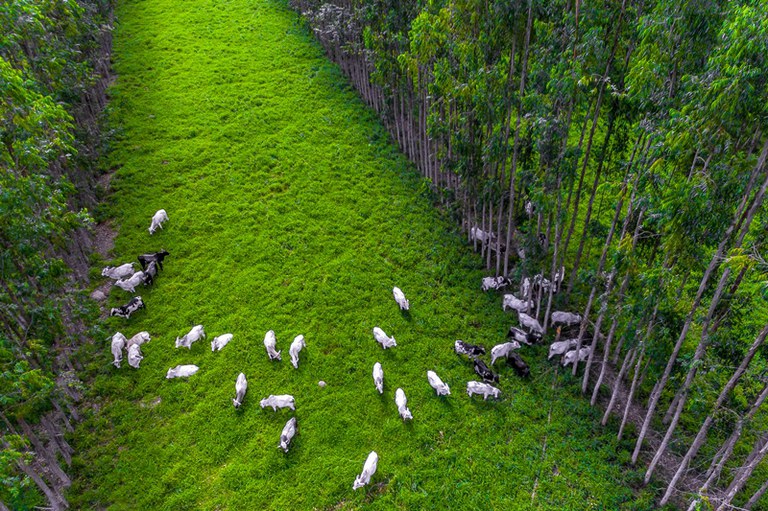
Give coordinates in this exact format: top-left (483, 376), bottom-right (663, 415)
top-left (716, 432), bottom-right (768, 511)
top-left (618, 351), bottom-right (648, 440)
top-left (744, 479), bottom-right (768, 510)
top-left (601, 347), bottom-right (637, 425)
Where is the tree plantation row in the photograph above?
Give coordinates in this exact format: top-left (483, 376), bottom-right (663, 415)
top-left (293, 0), bottom-right (768, 508)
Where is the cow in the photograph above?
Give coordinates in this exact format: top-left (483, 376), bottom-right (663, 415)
top-left (289, 335), bottom-right (306, 369)
top-left (466, 381), bottom-right (501, 400)
top-left (392, 287), bottom-right (410, 311)
top-left (521, 277), bottom-right (532, 298)
top-left (110, 296), bottom-right (145, 319)
top-left (166, 364), bottom-right (199, 378)
top-left (373, 327), bottom-right (396, 349)
top-left (279, 417), bottom-right (297, 453)
top-left (490, 341), bottom-right (521, 365)
top-left (506, 352), bottom-right (530, 378)
top-left (263, 330), bottom-right (281, 360)
top-left (395, 388), bottom-right (412, 420)
top-left (502, 294), bottom-right (532, 313)
top-left (111, 332), bottom-right (127, 368)
top-left (148, 209), bottom-right (168, 235)
top-left (507, 326), bottom-right (542, 345)
top-left (138, 250), bottom-right (170, 271)
top-left (352, 451), bottom-right (379, 490)
top-left (113, 272), bottom-right (146, 293)
top-left (175, 325), bottom-right (205, 349)
top-left (127, 344), bottom-right (143, 369)
top-left (373, 362), bottom-right (384, 394)
top-left (211, 333), bottom-right (233, 352)
top-left (126, 331), bottom-right (151, 348)
top-left (141, 260), bottom-right (158, 286)
top-left (426, 370), bottom-right (450, 396)
top-left (548, 338), bottom-right (579, 360)
top-left (470, 227), bottom-right (496, 245)
top-left (563, 346), bottom-right (591, 367)
top-left (474, 359), bottom-right (499, 384)
top-left (551, 311), bottom-right (582, 326)
top-left (259, 394), bottom-right (295, 411)
top-left (233, 373), bottom-right (247, 408)
top-left (454, 340), bottom-right (486, 358)
top-left (482, 276), bottom-right (511, 291)
top-left (102, 263), bottom-right (135, 280)
top-left (518, 312), bottom-right (544, 335)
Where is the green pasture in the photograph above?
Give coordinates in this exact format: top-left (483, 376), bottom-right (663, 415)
top-left (68, 0), bottom-right (660, 508)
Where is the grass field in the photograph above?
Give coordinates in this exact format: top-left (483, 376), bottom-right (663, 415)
top-left (68, 0), bottom-right (661, 508)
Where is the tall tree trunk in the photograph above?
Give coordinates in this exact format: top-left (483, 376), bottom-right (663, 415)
top-left (715, 432), bottom-right (768, 511)
top-left (618, 350), bottom-right (648, 440)
top-left (744, 479), bottom-right (768, 510)
top-left (601, 346), bottom-right (637, 425)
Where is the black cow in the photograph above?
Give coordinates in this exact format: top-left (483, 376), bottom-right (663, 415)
top-left (455, 340), bottom-right (486, 358)
top-left (138, 250), bottom-right (170, 271)
top-left (506, 352), bottom-right (530, 378)
top-left (508, 326), bottom-right (542, 345)
top-left (110, 296), bottom-right (145, 319)
top-left (474, 359), bottom-right (499, 384)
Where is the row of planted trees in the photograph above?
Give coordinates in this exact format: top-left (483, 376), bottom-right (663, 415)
top-left (292, 0), bottom-right (768, 508)
top-left (1, 0), bottom-right (113, 508)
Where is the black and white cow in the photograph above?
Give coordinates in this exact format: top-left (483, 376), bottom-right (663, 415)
top-left (142, 260), bottom-right (158, 286)
top-left (474, 359), bottom-right (499, 384)
top-left (138, 250), bottom-right (170, 271)
top-left (455, 340), bottom-right (486, 358)
top-left (507, 326), bottom-right (542, 345)
top-left (109, 296), bottom-right (145, 319)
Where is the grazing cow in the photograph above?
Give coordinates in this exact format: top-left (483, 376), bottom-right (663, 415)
top-left (551, 311), bottom-right (582, 326)
top-left (518, 312), bottom-right (544, 335)
top-left (263, 330), bottom-right (281, 360)
top-left (395, 388), bottom-right (412, 420)
top-left (175, 325), bottom-right (205, 349)
top-left (562, 346), bottom-right (591, 367)
top-left (233, 373), bottom-right (247, 408)
top-left (141, 260), bottom-right (158, 286)
top-left (259, 394), bottom-right (295, 411)
top-left (110, 296), bottom-right (145, 319)
top-left (426, 370), bottom-right (450, 396)
top-left (138, 250), bottom-right (170, 271)
top-left (148, 209), bottom-right (168, 235)
top-left (102, 263), bottom-right (135, 280)
top-left (507, 326), bottom-right (542, 345)
top-left (166, 364), bottom-right (199, 378)
top-left (393, 287), bottom-right (410, 311)
top-left (470, 227), bottom-right (496, 245)
top-left (111, 332), bottom-right (127, 368)
top-left (490, 341), bottom-right (521, 365)
top-left (372, 327), bottom-right (396, 349)
top-left (548, 338), bottom-right (579, 360)
top-left (373, 362), bottom-right (384, 394)
top-left (454, 340), bottom-right (486, 358)
top-left (289, 335), bottom-right (306, 369)
top-left (352, 451), bottom-right (379, 490)
top-left (211, 333), bottom-right (233, 352)
top-left (502, 294), bottom-right (532, 312)
top-left (279, 417), bottom-right (297, 453)
top-left (521, 277), bottom-right (532, 299)
top-left (127, 344), bottom-right (143, 369)
top-left (506, 352), bottom-right (530, 378)
top-left (474, 359), bottom-right (499, 384)
top-left (466, 381), bottom-right (501, 400)
top-left (482, 276), bottom-right (511, 292)
top-left (114, 272), bottom-right (146, 293)
top-left (126, 331), bottom-right (151, 348)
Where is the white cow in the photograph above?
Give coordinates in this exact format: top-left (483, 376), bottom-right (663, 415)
top-left (126, 331), bottom-right (151, 348)
top-left (502, 294), bottom-right (532, 312)
top-left (353, 451), bottom-right (379, 490)
top-left (166, 364), bottom-right (199, 378)
top-left (373, 362), bottom-right (384, 394)
top-left (392, 287), bottom-right (410, 310)
top-left (548, 338), bottom-right (579, 360)
top-left (233, 373), bottom-right (247, 408)
top-left (114, 271), bottom-right (146, 293)
top-left (482, 276), bottom-right (510, 291)
top-left (289, 335), bottom-right (306, 369)
top-left (263, 330), bottom-right (281, 361)
top-left (176, 325), bottom-right (205, 349)
top-left (127, 344), bottom-right (143, 369)
top-left (260, 394), bottom-right (295, 411)
top-left (551, 311), bottom-right (582, 326)
top-left (518, 312), bottom-right (544, 334)
top-left (148, 209), bottom-right (168, 235)
top-left (279, 417), bottom-right (297, 453)
top-left (372, 327), bottom-right (396, 349)
top-left (470, 227), bottom-right (496, 244)
top-left (111, 332), bottom-right (127, 368)
top-left (521, 277), bottom-right (532, 298)
top-left (466, 381), bottom-right (501, 400)
top-left (395, 388), bottom-right (412, 420)
top-left (426, 371), bottom-right (450, 396)
top-left (102, 263), bottom-right (135, 280)
top-left (562, 346), bottom-right (591, 367)
top-left (490, 341), bottom-right (521, 365)
top-left (211, 333), bottom-right (233, 352)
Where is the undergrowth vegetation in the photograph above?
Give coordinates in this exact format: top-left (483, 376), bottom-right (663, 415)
top-left (69, 0), bottom-right (660, 508)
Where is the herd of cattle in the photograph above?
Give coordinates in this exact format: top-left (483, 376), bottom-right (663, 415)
top-left (102, 213), bottom-right (590, 490)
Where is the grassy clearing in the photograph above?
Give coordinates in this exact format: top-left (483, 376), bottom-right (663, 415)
top-left (68, 0), bottom-right (660, 509)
